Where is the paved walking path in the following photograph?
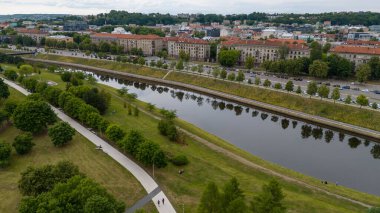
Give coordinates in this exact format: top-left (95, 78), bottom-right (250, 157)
top-left (126, 187), bottom-right (161, 213)
top-left (162, 70), bottom-right (173, 80)
top-left (2, 78), bottom-right (176, 213)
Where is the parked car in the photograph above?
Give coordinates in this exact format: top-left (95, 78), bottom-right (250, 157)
top-left (341, 85), bottom-right (350, 90)
top-left (373, 90), bottom-right (380, 94)
top-left (361, 89), bottom-right (369, 92)
top-left (352, 88), bottom-right (360, 91)
top-left (333, 84), bottom-right (340, 88)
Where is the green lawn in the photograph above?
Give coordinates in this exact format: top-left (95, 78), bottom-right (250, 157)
top-left (20, 68), bottom-right (379, 212)
top-left (0, 88), bottom-right (155, 213)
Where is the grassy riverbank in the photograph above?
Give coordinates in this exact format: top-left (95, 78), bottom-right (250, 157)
top-left (16, 67), bottom-right (380, 212)
top-left (0, 88), bottom-right (153, 213)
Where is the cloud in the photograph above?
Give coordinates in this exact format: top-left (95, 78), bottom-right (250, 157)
top-left (0, 0), bottom-right (378, 15)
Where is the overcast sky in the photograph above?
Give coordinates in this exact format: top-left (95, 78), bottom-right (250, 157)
top-left (0, 0), bottom-right (379, 15)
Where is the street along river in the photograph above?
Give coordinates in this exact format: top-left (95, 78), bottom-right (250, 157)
top-left (72, 69), bottom-right (380, 196)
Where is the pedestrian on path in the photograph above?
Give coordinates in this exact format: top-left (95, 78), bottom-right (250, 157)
top-left (162, 198), bottom-right (165, 205)
top-left (157, 200), bottom-right (160, 207)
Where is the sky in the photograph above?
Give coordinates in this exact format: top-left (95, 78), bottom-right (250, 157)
top-left (0, 0), bottom-right (379, 15)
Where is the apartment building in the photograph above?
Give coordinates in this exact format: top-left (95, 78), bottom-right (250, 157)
top-left (46, 35), bottom-right (74, 43)
top-left (164, 37), bottom-right (210, 61)
top-left (218, 38), bottom-right (310, 64)
top-left (15, 28), bottom-right (48, 44)
top-left (330, 45), bottom-right (380, 66)
top-left (90, 33), bottom-right (163, 56)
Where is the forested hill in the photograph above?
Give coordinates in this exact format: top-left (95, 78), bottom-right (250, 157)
top-left (87, 10), bottom-right (380, 26)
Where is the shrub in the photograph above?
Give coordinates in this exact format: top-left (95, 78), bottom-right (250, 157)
top-left (12, 132), bottom-right (35, 155)
top-left (171, 155), bottom-right (189, 166)
top-left (48, 122), bottom-right (76, 147)
top-left (0, 141), bottom-right (12, 167)
top-left (105, 124), bottom-right (125, 142)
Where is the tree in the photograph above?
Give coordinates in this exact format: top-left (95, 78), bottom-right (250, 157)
top-left (310, 41), bottom-right (322, 61)
top-left (309, 60), bottom-right (329, 78)
top-left (0, 78), bottom-right (10, 101)
top-left (119, 130), bottom-right (145, 155)
top-left (306, 81), bottom-right (318, 98)
top-left (263, 79), bottom-right (271, 87)
top-left (368, 207), bottom-right (380, 213)
top-left (136, 140), bottom-right (167, 167)
top-left (48, 122), bottom-right (76, 147)
top-left (317, 84), bottom-right (330, 99)
top-left (218, 49), bottom-right (240, 67)
top-left (236, 71), bottom-right (245, 83)
top-left (176, 59), bottom-right (184, 70)
top-left (278, 45), bottom-right (289, 60)
top-left (4, 69), bottom-right (18, 81)
top-left (245, 56), bottom-right (255, 70)
top-left (198, 64), bottom-right (204, 75)
top-left (19, 176), bottom-right (125, 213)
top-left (331, 88), bottom-right (340, 103)
top-left (13, 100), bottom-right (57, 133)
top-left (345, 95), bottom-right (352, 104)
top-left (296, 85), bottom-right (302, 94)
top-left (138, 57), bottom-right (145, 66)
top-left (356, 64), bottom-right (371, 83)
top-left (0, 141), bottom-right (11, 167)
top-left (372, 102), bottom-right (378, 109)
top-left (250, 180), bottom-right (286, 213)
top-left (19, 64), bottom-right (34, 76)
top-left (146, 103), bottom-right (155, 111)
top-left (105, 124), bottom-right (125, 142)
top-left (18, 161), bottom-right (80, 196)
top-left (285, 80), bottom-right (294, 92)
top-left (322, 42), bottom-right (331, 53)
top-left (356, 94), bottom-right (369, 108)
top-left (220, 69), bottom-right (227, 80)
top-left (12, 132), bottom-right (34, 155)
top-left (179, 50), bottom-right (190, 62)
top-left (255, 77), bottom-right (261, 85)
top-left (368, 56), bottom-right (380, 80)
top-left (227, 72), bottom-right (236, 81)
top-left (198, 182), bottom-right (222, 213)
top-left (212, 68), bottom-right (220, 78)
top-left (274, 83), bottom-right (282, 89)
top-left (222, 177), bottom-right (245, 210)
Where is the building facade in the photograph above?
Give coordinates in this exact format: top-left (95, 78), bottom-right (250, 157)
top-left (165, 37), bottom-right (210, 61)
top-left (330, 45), bottom-right (380, 66)
top-left (90, 33), bottom-right (163, 56)
top-left (63, 21), bottom-right (88, 31)
top-left (218, 38), bottom-right (310, 64)
top-left (15, 28), bottom-right (48, 44)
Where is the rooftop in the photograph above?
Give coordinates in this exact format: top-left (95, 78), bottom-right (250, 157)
top-left (90, 33), bottom-right (162, 40)
top-left (330, 45), bottom-right (380, 55)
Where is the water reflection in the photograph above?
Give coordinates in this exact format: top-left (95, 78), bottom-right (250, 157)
top-left (71, 70), bottom-right (380, 195)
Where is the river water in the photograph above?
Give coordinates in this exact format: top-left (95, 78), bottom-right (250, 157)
top-left (76, 70), bottom-right (380, 196)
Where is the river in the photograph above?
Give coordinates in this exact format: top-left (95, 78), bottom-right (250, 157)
top-left (71, 69), bottom-right (380, 196)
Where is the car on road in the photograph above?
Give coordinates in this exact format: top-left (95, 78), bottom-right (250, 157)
top-left (333, 84), bottom-right (341, 88)
top-left (361, 89), bottom-right (369, 92)
top-left (352, 88), bottom-right (360, 91)
top-left (341, 85), bottom-right (350, 90)
top-left (373, 90), bottom-right (380, 94)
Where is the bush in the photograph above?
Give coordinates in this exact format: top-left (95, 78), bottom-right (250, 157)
top-left (171, 155), bottom-right (189, 166)
top-left (12, 132), bottom-right (35, 155)
top-left (0, 141), bottom-right (12, 167)
top-left (48, 122), bottom-right (76, 147)
top-left (105, 124), bottom-right (125, 142)
top-left (4, 69), bottom-right (18, 81)
top-left (274, 83), bottom-right (282, 89)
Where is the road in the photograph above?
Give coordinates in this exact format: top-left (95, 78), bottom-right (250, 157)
top-left (2, 78), bottom-right (176, 213)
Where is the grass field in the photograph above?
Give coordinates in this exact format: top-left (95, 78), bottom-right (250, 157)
top-left (0, 88), bottom-right (155, 213)
top-left (30, 54), bottom-right (168, 78)
top-left (17, 68), bottom-right (380, 212)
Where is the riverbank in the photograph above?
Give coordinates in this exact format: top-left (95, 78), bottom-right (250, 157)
top-left (23, 56), bottom-right (380, 141)
top-left (8, 65), bottom-right (380, 211)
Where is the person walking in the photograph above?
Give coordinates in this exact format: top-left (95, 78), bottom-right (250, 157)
top-left (162, 198), bottom-right (165, 205)
top-left (157, 199), bottom-right (160, 207)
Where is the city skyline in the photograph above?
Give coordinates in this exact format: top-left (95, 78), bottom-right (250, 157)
top-left (0, 0), bottom-right (379, 15)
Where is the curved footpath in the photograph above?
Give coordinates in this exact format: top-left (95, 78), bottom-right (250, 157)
top-left (2, 78), bottom-right (176, 213)
top-left (26, 58), bottom-right (380, 141)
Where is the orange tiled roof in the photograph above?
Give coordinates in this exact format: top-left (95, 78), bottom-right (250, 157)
top-left (16, 28), bottom-right (48, 35)
top-left (220, 38), bottom-right (309, 50)
top-left (345, 40), bottom-right (380, 46)
top-left (330, 45), bottom-right (380, 55)
top-left (91, 33), bottom-right (162, 40)
top-left (164, 37), bottom-right (209, 45)
top-left (267, 38), bottom-right (306, 44)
